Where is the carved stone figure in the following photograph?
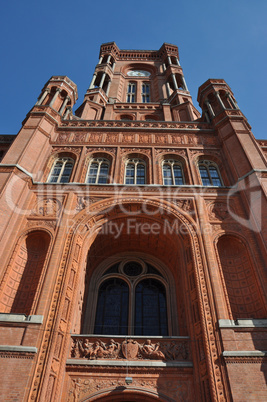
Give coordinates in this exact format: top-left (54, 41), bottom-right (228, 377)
top-left (141, 339), bottom-right (165, 360)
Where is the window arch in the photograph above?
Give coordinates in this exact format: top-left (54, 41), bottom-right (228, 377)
top-left (162, 160), bottom-right (184, 185)
top-left (198, 160), bottom-right (223, 186)
top-left (86, 158), bottom-right (110, 184)
top-left (125, 159), bottom-right (146, 185)
top-left (92, 260), bottom-right (168, 336)
top-left (48, 157), bottom-right (74, 183)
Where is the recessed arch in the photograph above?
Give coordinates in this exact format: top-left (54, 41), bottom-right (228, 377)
top-left (0, 230), bottom-right (51, 315)
top-left (216, 234), bottom-right (266, 319)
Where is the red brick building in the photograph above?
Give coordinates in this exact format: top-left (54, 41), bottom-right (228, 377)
top-left (0, 42), bottom-right (266, 401)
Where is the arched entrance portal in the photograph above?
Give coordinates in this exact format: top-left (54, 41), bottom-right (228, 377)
top-left (63, 199), bottom-right (226, 402)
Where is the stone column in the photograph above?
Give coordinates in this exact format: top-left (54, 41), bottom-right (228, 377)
top-left (205, 100), bottom-right (215, 118)
top-left (106, 80), bottom-right (111, 96)
top-left (99, 73), bottom-right (106, 89)
top-left (204, 111), bottom-right (211, 123)
top-left (168, 56), bottom-right (172, 66)
top-left (63, 106), bottom-right (72, 119)
top-left (98, 56), bottom-right (103, 64)
top-left (163, 63), bottom-right (166, 71)
top-left (36, 88), bottom-right (50, 105)
top-left (175, 57), bottom-right (180, 66)
top-left (227, 92), bottom-right (239, 109)
top-left (215, 92), bottom-right (226, 109)
top-left (89, 73), bottom-right (97, 89)
top-left (166, 82), bottom-right (171, 97)
top-left (107, 55), bottom-right (111, 64)
top-left (59, 96), bottom-right (70, 115)
top-left (171, 74), bottom-right (179, 90)
top-left (49, 88), bottom-right (61, 108)
top-left (181, 76), bottom-right (188, 91)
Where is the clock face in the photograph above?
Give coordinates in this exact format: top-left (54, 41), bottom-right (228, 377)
top-left (127, 70), bottom-right (150, 77)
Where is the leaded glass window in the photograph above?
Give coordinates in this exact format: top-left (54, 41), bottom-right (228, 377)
top-left (142, 83), bottom-right (150, 103)
top-left (94, 278), bottom-right (129, 335)
top-left (125, 159), bottom-right (146, 185)
top-left (127, 83), bottom-right (136, 103)
top-left (199, 160), bottom-right (223, 186)
top-left (93, 260), bottom-right (169, 336)
top-left (48, 157), bottom-right (74, 183)
top-left (86, 158), bottom-right (110, 184)
top-left (135, 279), bottom-right (168, 336)
top-left (162, 160), bottom-right (184, 185)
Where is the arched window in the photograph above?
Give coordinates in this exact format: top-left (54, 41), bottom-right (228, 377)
top-left (92, 260), bottom-right (168, 336)
top-left (125, 159), bottom-right (146, 184)
top-left (198, 160), bottom-right (223, 186)
top-left (48, 157), bottom-right (74, 183)
top-left (162, 160), bottom-right (184, 185)
top-left (86, 158), bottom-right (110, 184)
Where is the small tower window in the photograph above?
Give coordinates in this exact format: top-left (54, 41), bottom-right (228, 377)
top-left (127, 83), bottom-right (136, 103)
top-left (142, 83), bottom-right (150, 103)
top-left (162, 160), bottom-right (184, 185)
top-left (86, 158), bottom-right (110, 184)
top-left (125, 159), bottom-right (146, 185)
top-left (199, 160), bottom-right (223, 186)
top-left (48, 157), bottom-right (74, 183)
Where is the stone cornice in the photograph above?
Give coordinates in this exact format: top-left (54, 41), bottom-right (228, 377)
top-left (59, 120), bottom-right (212, 132)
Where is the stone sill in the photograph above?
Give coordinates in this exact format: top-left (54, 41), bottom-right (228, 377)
top-left (223, 351), bottom-right (267, 358)
top-left (0, 313), bottom-right (43, 324)
top-left (218, 319), bottom-right (267, 329)
top-left (0, 345), bottom-right (37, 353)
top-left (66, 359), bottom-right (193, 368)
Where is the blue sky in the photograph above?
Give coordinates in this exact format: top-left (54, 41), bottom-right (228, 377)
top-left (1, 0), bottom-right (267, 139)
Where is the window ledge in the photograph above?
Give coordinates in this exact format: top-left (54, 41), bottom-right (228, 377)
top-left (66, 359), bottom-right (193, 368)
top-left (0, 313), bottom-right (43, 324)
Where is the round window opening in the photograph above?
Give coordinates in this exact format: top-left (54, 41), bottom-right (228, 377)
top-left (123, 261), bottom-right (143, 276)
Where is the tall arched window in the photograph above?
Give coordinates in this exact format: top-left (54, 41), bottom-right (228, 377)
top-left (198, 160), bottom-right (223, 186)
top-left (125, 159), bottom-right (146, 185)
top-left (142, 83), bottom-right (150, 103)
top-left (162, 160), bottom-right (184, 185)
top-left (127, 83), bottom-right (136, 103)
top-left (48, 157), bottom-right (74, 183)
top-left (86, 158), bottom-right (110, 184)
top-left (90, 260), bottom-right (169, 336)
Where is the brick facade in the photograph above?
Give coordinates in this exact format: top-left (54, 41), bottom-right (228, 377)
top-left (0, 42), bottom-right (266, 401)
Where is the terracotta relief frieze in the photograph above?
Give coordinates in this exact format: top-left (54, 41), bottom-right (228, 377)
top-left (26, 219), bottom-right (57, 231)
top-left (155, 148), bottom-right (187, 157)
top-left (120, 147), bottom-right (151, 157)
top-left (85, 147), bottom-right (117, 155)
top-left (54, 130), bottom-right (218, 147)
top-left (70, 337), bottom-right (190, 361)
top-left (51, 146), bottom-right (82, 156)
